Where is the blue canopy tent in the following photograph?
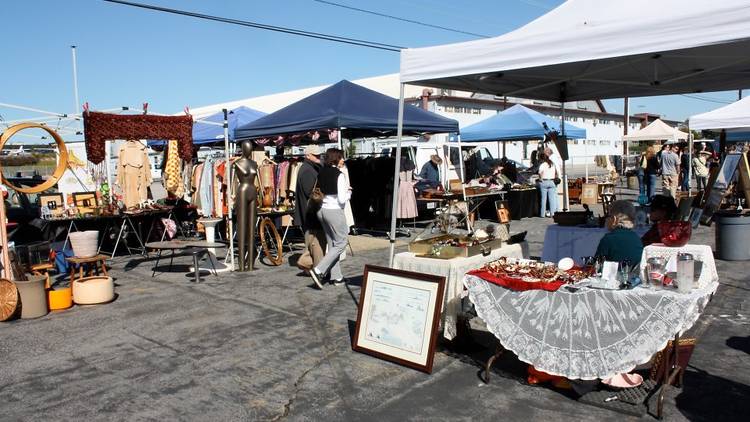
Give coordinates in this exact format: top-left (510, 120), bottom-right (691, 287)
top-left (455, 104), bottom-right (586, 142)
top-left (149, 106), bottom-right (266, 147)
top-left (234, 80), bottom-right (458, 141)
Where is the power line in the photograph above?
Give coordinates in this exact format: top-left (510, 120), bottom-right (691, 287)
top-left (679, 93), bottom-right (733, 105)
top-left (310, 0), bottom-right (489, 38)
top-left (102, 0), bottom-right (405, 52)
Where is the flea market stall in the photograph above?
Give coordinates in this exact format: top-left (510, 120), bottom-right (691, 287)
top-left (381, 0), bottom-right (750, 417)
top-left (453, 104), bottom-right (586, 220)
top-left (235, 79), bottom-right (459, 235)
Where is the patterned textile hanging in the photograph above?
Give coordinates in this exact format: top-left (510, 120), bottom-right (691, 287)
top-left (162, 139), bottom-right (184, 198)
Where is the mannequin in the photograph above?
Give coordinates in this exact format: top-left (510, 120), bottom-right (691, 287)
top-left (234, 140), bottom-right (259, 271)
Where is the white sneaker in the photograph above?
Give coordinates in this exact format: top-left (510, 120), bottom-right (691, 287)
top-left (310, 269), bottom-right (324, 290)
top-left (331, 278), bottom-right (346, 286)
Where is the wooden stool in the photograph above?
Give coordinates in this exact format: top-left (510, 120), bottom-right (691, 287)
top-left (31, 263), bottom-right (55, 288)
top-left (66, 255), bottom-right (109, 296)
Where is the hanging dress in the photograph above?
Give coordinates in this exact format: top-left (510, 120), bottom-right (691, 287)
top-left (117, 141), bottom-right (152, 208)
top-left (397, 170), bottom-right (418, 219)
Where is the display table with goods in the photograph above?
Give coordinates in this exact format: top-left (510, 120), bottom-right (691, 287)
top-left (393, 236), bottom-right (529, 340)
top-left (464, 255), bottom-right (718, 417)
top-left (45, 206), bottom-right (175, 257)
top-left (541, 224), bottom-right (649, 265)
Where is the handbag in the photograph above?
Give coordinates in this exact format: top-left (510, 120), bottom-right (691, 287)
top-left (552, 164), bottom-right (561, 185)
top-left (308, 180), bottom-right (324, 209)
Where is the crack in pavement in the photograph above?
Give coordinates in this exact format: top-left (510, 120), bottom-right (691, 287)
top-left (271, 349), bottom-right (337, 422)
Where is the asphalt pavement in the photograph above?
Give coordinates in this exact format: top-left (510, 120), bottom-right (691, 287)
top-left (1, 188), bottom-right (748, 421)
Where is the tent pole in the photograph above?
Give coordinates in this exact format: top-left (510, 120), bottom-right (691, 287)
top-left (223, 108), bottom-right (234, 271)
top-left (560, 102), bottom-right (568, 211)
top-left (457, 134), bottom-right (470, 231)
top-left (688, 120), bottom-right (693, 195)
top-left (388, 84), bottom-right (406, 268)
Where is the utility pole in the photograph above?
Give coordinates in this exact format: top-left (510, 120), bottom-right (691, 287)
top-left (71, 46), bottom-right (81, 132)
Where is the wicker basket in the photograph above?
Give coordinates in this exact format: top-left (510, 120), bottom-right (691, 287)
top-left (69, 230), bottom-right (99, 258)
top-left (0, 278), bottom-right (19, 321)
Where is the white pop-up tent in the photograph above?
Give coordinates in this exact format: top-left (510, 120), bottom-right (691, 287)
top-left (388, 0), bottom-right (750, 265)
top-left (623, 119), bottom-right (689, 144)
top-left (691, 96), bottom-right (750, 131)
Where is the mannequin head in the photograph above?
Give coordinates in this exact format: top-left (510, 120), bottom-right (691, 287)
top-left (241, 139), bottom-right (254, 157)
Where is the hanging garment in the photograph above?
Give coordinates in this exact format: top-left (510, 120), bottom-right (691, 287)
top-left (192, 163), bottom-right (204, 210)
top-left (289, 161), bottom-right (301, 194)
top-left (199, 157), bottom-right (215, 216)
top-left (117, 141), bottom-right (152, 208)
top-left (397, 170), bottom-right (418, 219)
top-left (162, 139), bottom-right (184, 198)
top-left (340, 164), bottom-right (356, 228)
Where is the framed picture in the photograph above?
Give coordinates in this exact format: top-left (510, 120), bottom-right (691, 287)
top-left (495, 200), bottom-right (511, 224)
top-left (73, 191), bottom-right (98, 214)
top-left (353, 265), bottom-right (446, 373)
top-left (39, 193), bottom-right (65, 216)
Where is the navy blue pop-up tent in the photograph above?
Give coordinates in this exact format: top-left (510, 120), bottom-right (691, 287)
top-left (234, 80), bottom-right (458, 140)
top-left (149, 106), bottom-right (266, 147)
top-left (455, 104), bottom-right (586, 142)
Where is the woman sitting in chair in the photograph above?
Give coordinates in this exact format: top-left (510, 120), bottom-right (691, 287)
top-left (595, 200), bottom-right (644, 264)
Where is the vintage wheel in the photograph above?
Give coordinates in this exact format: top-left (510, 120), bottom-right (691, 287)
top-left (259, 217), bottom-right (283, 266)
top-left (0, 123), bottom-right (68, 194)
top-left (0, 278), bottom-right (19, 321)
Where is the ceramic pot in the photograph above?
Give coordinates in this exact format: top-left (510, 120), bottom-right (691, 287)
top-left (69, 230), bottom-right (99, 257)
top-left (73, 276), bottom-right (114, 305)
top-left (14, 275), bottom-right (49, 319)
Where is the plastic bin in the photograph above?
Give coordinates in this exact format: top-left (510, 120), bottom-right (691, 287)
top-left (714, 213), bottom-right (750, 261)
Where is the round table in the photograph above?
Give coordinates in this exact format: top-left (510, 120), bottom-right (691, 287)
top-left (464, 274), bottom-right (717, 380)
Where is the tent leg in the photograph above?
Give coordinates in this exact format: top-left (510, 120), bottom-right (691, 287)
top-left (688, 120), bottom-right (694, 195)
top-left (388, 84), bottom-right (406, 268)
top-left (560, 103), bottom-right (569, 211)
top-left (223, 108), bottom-right (234, 271)
top-left (457, 135), bottom-right (471, 231)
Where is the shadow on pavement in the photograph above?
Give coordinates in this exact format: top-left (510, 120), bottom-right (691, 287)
top-left (675, 364), bottom-right (750, 421)
top-left (726, 336), bottom-right (750, 355)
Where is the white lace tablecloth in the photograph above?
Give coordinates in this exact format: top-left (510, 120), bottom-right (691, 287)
top-left (464, 274), bottom-right (718, 380)
top-left (640, 244), bottom-right (718, 289)
top-left (542, 225), bottom-right (648, 265)
top-left (393, 241), bottom-right (528, 340)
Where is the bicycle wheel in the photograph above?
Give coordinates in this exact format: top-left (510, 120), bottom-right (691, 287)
top-left (259, 217), bottom-right (283, 266)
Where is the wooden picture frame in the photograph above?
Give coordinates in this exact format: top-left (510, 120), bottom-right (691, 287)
top-left (495, 199), bottom-right (511, 224)
top-left (39, 193), bottom-right (65, 217)
top-left (73, 191), bottom-right (98, 215)
top-left (353, 265), bottom-right (446, 374)
top-left (700, 153), bottom-right (742, 225)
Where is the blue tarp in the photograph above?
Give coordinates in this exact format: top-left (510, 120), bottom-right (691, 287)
top-left (453, 104), bottom-right (586, 142)
top-left (148, 106), bottom-right (266, 147)
top-left (234, 80), bottom-right (459, 140)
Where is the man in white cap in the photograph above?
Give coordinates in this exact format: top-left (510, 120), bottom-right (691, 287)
top-left (295, 144), bottom-right (326, 272)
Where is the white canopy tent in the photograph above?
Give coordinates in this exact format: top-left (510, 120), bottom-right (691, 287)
top-left (622, 119), bottom-right (689, 144)
top-left (389, 0), bottom-right (750, 266)
top-left (691, 96), bottom-right (750, 130)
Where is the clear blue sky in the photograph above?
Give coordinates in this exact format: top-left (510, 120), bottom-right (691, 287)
top-left (0, 0), bottom-right (744, 136)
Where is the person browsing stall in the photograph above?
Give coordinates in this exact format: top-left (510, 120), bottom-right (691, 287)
top-left (294, 145), bottom-right (326, 272)
top-left (309, 148), bottom-right (351, 289)
top-left (595, 200), bottom-right (644, 264)
top-left (537, 152), bottom-right (559, 217)
top-left (660, 144), bottom-right (680, 198)
top-left (418, 154), bottom-right (442, 188)
top-left (641, 195), bottom-right (678, 246)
